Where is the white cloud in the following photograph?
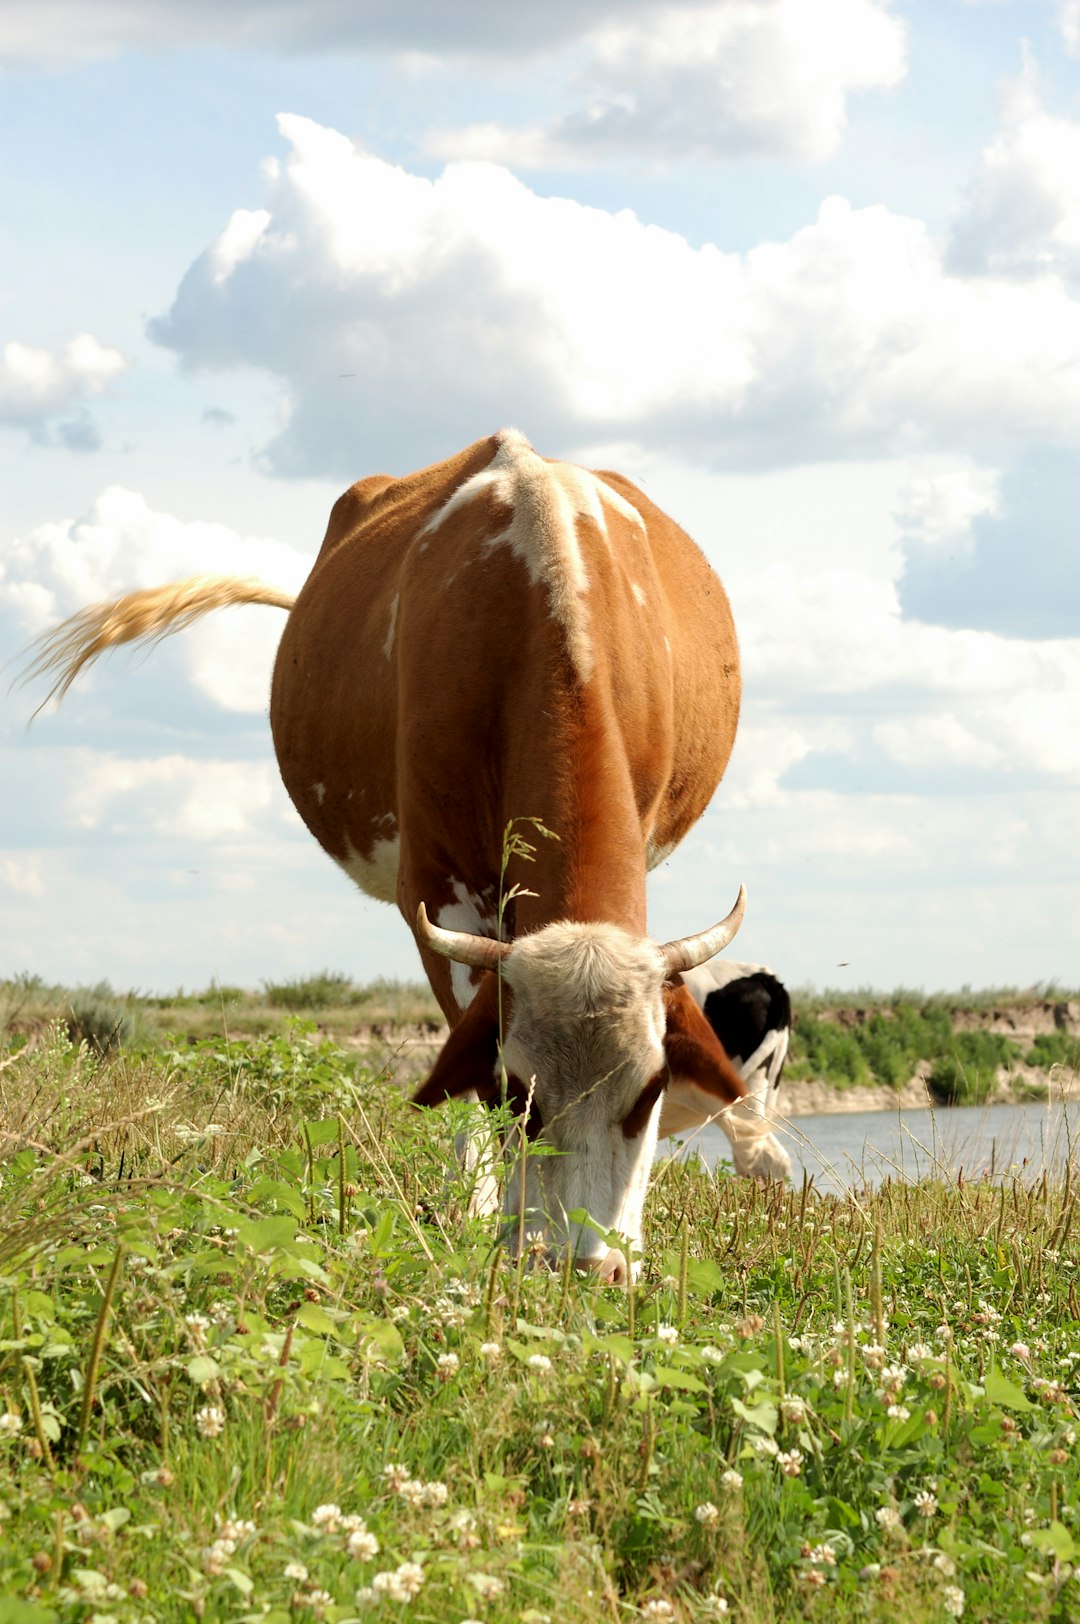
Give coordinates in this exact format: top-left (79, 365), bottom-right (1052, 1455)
top-left (0, 0), bottom-right (719, 66)
top-left (68, 752), bottom-right (277, 840)
top-left (2, 487), bottom-right (311, 714)
top-left (431, 0), bottom-right (906, 167)
top-left (150, 117), bottom-right (1080, 480)
top-left (721, 718), bottom-right (856, 808)
top-left (1060, 1), bottom-right (1080, 57)
top-left (893, 463), bottom-right (1000, 549)
top-left (874, 714), bottom-right (1008, 773)
top-left (0, 855), bottom-right (44, 897)
top-left (739, 558), bottom-right (1080, 706)
top-left (949, 52), bottom-right (1080, 280)
top-left (0, 333), bottom-right (126, 448)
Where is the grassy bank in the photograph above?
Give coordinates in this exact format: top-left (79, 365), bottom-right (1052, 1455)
top-left (0, 1024), bottom-right (1078, 1622)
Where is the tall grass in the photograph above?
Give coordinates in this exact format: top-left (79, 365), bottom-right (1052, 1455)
top-left (0, 1024), bottom-right (1077, 1621)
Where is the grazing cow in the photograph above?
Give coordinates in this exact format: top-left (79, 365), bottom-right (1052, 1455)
top-left (682, 960), bottom-right (791, 1143)
top-left (29, 429), bottom-right (789, 1278)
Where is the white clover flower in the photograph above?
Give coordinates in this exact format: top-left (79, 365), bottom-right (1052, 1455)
top-left (195, 1405), bottom-right (225, 1438)
top-left (373, 1562), bottom-right (425, 1602)
top-left (399, 1479), bottom-right (427, 1508)
top-left (347, 1527), bottom-right (380, 1561)
top-left (218, 1517), bottom-right (257, 1541)
top-left (641, 1602), bottom-right (676, 1620)
top-left (527, 1354), bottom-right (553, 1375)
top-left (720, 1469), bottom-right (743, 1491)
top-left (436, 1352), bottom-right (460, 1380)
top-left (832, 1368), bottom-right (849, 1388)
top-left (421, 1481), bottom-right (449, 1507)
top-left (284, 1561), bottom-right (309, 1581)
top-left (752, 1436), bottom-right (779, 1457)
top-left (700, 1347), bottom-right (724, 1364)
top-left (0, 1414), bottom-right (23, 1439)
top-left (914, 1489), bottom-right (938, 1518)
top-left (908, 1343), bottom-right (933, 1362)
top-left (933, 1553), bottom-right (957, 1577)
top-left (1010, 1342), bottom-right (1031, 1361)
top-left (184, 1312), bottom-right (210, 1332)
top-left (700, 1600), bottom-right (729, 1617)
top-left (809, 1544), bottom-right (837, 1566)
top-left (311, 1503), bottom-right (342, 1531)
top-left (887, 1404), bottom-right (911, 1421)
top-left (695, 1502), bottom-right (720, 1526)
top-left (862, 1344), bottom-right (887, 1370)
top-left (655, 1323), bottom-right (679, 1345)
top-left (776, 1448), bottom-right (803, 1477)
top-left (479, 1342), bottom-right (501, 1360)
top-left (943, 1583), bottom-right (965, 1617)
top-left (876, 1507), bottom-right (901, 1530)
top-left (467, 1572), bottom-right (505, 1600)
top-left (383, 1463), bottom-right (410, 1491)
top-left (780, 1396), bottom-right (807, 1424)
top-left (372, 1571), bottom-right (406, 1602)
top-left (395, 1562), bottom-right (425, 1598)
top-left (203, 1537), bottom-right (235, 1574)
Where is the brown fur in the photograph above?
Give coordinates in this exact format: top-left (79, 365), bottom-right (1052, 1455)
top-left (269, 431), bottom-right (740, 1016)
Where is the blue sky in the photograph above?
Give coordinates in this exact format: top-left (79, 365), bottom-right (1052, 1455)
top-left (2, 0), bottom-right (1079, 994)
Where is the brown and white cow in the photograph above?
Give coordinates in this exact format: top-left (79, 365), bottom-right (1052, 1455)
top-left (29, 429), bottom-right (789, 1277)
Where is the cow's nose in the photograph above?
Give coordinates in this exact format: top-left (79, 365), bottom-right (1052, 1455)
top-left (576, 1248), bottom-right (628, 1286)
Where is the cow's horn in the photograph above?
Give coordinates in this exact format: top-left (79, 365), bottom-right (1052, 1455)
top-left (416, 902), bottom-right (511, 971)
top-left (659, 885), bottom-right (747, 975)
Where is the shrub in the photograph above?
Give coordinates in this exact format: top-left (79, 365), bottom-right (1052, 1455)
top-left (261, 971), bottom-right (359, 1009)
top-left (65, 982), bottom-right (137, 1053)
top-left (1025, 1030), bottom-right (1080, 1070)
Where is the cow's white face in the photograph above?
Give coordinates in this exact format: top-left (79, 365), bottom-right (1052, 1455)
top-left (496, 922), bottom-right (669, 1277)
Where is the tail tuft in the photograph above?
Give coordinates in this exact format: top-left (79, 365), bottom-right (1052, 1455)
top-left (20, 574), bottom-right (296, 715)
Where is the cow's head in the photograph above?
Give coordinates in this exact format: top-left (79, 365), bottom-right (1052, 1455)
top-left (412, 891), bottom-right (750, 1280)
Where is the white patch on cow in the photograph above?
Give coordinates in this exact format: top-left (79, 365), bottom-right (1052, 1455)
top-left (645, 836), bottom-right (677, 870)
top-left (313, 781), bottom-right (326, 805)
top-left (435, 879), bottom-right (498, 1012)
top-left (631, 581), bottom-right (646, 606)
top-left (338, 830), bottom-right (400, 904)
top-left (383, 592), bottom-right (399, 660)
top-left (420, 429), bottom-right (646, 682)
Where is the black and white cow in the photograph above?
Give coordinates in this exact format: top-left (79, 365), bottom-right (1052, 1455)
top-left (681, 961), bottom-right (791, 1114)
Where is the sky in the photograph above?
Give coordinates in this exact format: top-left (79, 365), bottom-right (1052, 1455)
top-left (1, 0), bottom-right (1079, 997)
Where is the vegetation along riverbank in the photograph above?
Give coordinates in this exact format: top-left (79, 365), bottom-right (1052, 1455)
top-left (3, 973), bottom-right (1077, 1113)
top-left (0, 982), bottom-right (1078, 1620)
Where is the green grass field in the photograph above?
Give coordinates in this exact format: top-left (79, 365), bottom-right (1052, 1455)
top-left (0, 1018), bottom-right (1077, 1622)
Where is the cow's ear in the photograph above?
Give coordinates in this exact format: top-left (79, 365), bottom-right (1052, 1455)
top-left (659, 982), bottom-right (746, 1135)
top-left (412, 975), bottom-right (502, 1106)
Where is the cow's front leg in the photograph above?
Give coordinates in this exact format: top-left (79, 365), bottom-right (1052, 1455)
top-left (718, 1093), bottom-right (792, 1182)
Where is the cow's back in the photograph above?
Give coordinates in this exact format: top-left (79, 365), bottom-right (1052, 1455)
top-left (270, 430), bottom-right (739, 952)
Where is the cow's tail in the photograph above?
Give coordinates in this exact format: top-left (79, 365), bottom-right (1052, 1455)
top-left (22, 575), bottom-right (296, 714)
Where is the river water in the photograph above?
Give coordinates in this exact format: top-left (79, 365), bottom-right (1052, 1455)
top-left (665, 1097), bottom-right (1080, 1193)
